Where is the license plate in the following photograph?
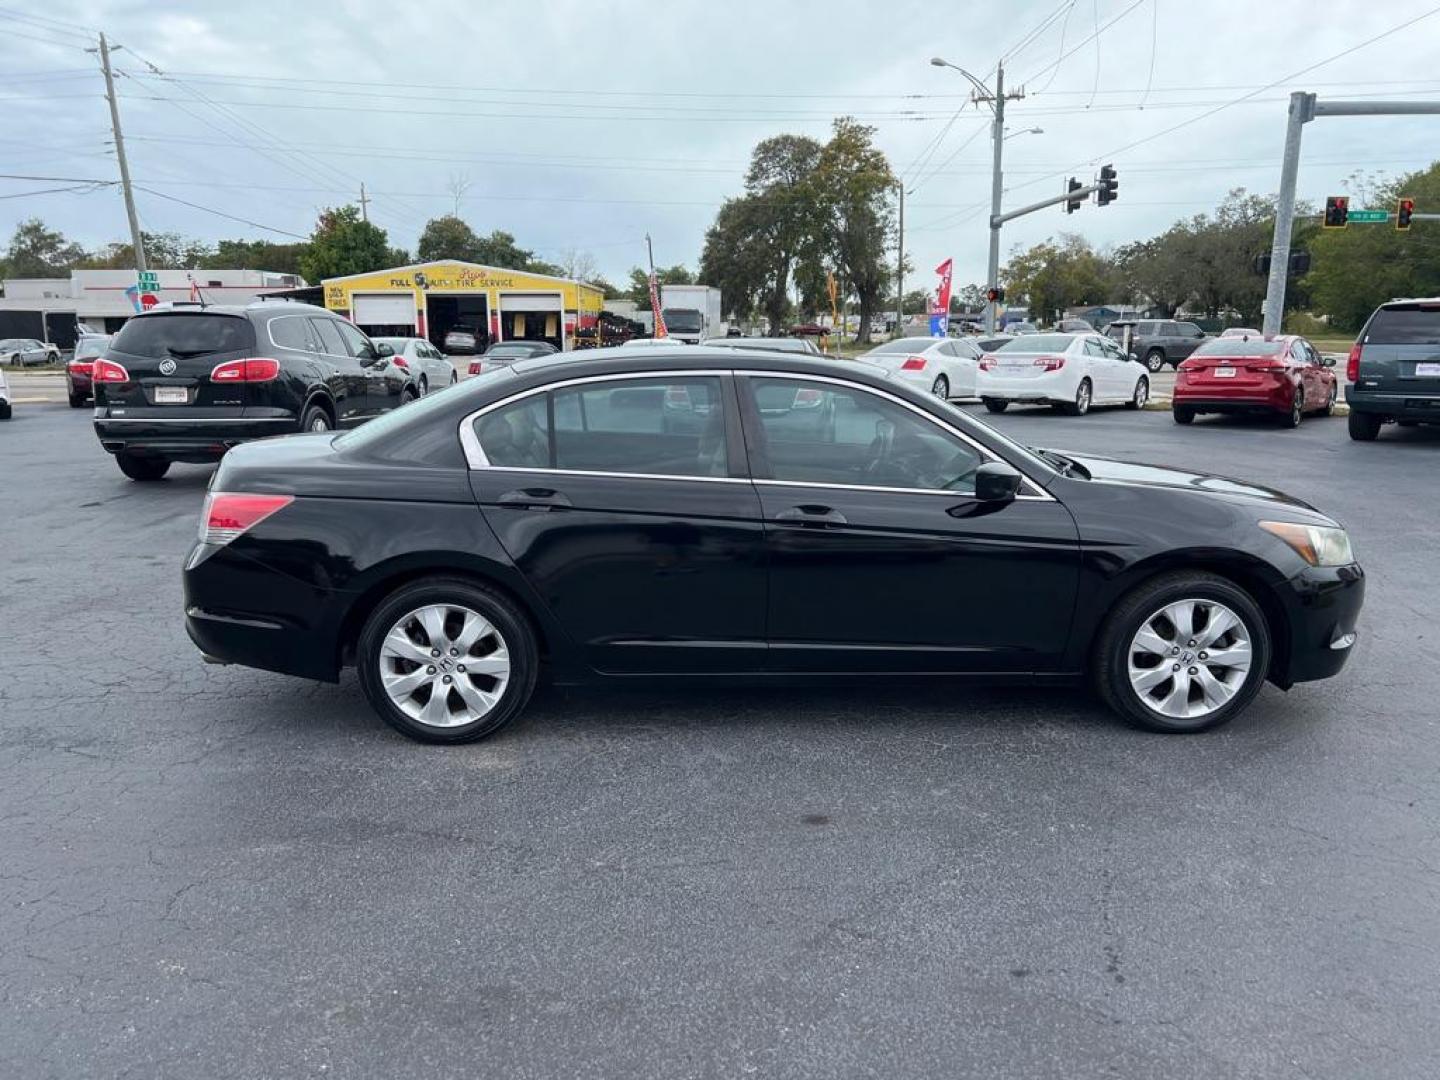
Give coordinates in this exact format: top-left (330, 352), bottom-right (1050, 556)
top-left (1214, 366), bottom-right (1236, 378)
top-left (154, 386), bottom-right (188, 404)
top-left (1416, 362), bottom-right (1440, 376)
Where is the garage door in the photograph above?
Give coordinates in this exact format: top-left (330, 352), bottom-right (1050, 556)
top-left (353, 293), bottom-right (417, 327)
top-left (498, 292), bottom-right (562, 313)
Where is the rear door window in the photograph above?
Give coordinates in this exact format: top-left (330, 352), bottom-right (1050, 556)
top-left (110, 314), bottom-right (254, 358)
top-left (270, 315), bottom-right (317, 352)
top-left (1366, 308), bottom-right (1440, 344)
top-left (474, 396), bottom-right (551, 469)
top-left (553, 377), bottom-right (727, 478)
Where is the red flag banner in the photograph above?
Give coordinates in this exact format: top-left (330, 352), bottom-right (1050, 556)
top-left (648, 272), bottom-right (668, 338)
top-left (934, 258), bottom-right (953, 313)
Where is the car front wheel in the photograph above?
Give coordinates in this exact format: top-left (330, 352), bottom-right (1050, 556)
top-left (1093, 572), bottom-right (1271, 733)
top-left (356, 578), bottom-right (539, 744)
top-left (1127, 377), bottom-right (1149, 410)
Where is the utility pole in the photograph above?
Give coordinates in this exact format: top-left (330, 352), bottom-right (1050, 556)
top-left (1263, 92), bottom-right (1440, 337)
top-left (96, 33), bottom-right (146, 273)
top-left (358, 183), bottom-right (371, 223)
top-left (895, 183), bottom-right (904, 333)
top-left (985, 62), bottom-right (1006, 335)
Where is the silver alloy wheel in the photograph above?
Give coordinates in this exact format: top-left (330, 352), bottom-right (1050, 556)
top-left (1076, 380), bottom-right (1091, 414)
top-left (1134, 378), bottom-right (1148, 407)
top-left (932, 375), bottom-right (948, 399)
top-left (310, 413), bottom-right (330, 432)
top-left (1127, 598), bottom-right (1253, 720)
top-left (379, 603), bottom-right (511, 728)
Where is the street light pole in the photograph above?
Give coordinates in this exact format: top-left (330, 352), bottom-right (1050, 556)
top-left (985, 62), bottom-right (1005, 335)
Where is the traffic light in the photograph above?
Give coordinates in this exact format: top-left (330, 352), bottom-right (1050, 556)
top-left (1397, 197), bottom-right (1414, 230)
top-left (986, 286), bottom-right (1006, 304)
top-left (1097, 164), bottom-right (1118, 207)
top-left (1065, 178), bottom-right (1084, 215)
top-left (1323, 195), bottom-right (1349, 229)
top-left (1289, 250), bottom-right (1311, 275)
top-left (1253, 253), bottom-right (1271, 275)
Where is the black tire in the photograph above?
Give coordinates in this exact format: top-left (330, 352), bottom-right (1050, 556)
top-left (356, 577), bottom-right (539, 744)
top-left (982, 398), bottom-right (1008, 414)
top-left (68, 392), bottom-right (87, 408)
top-left (1126, 376), bottom-right (1149, 410)
top-left (1144, 348), bottom-right (1165, 373)
top-left (300, 402), bottom-right (332, 433)
top-left (1093, 571), bottom-right (1271, 734)
top-left (931, 374), bottom-right (949, 399)
top-left (1348, 411), bottom-right (1382, 441)
top-left (1282, 387), bottom-right (1303, 428)
top-left (1320, 382), bottom-right (1338, 417)
top-left (1064, 379), bottom-right (1092, 416)
top-left (0, 401), bottom-right (11, 420)
top-left (116, 453), bottom-right (170, 481)
top-left (449, 371), bottom-right (458, 386)
top-left (1173, 407), bottom-right (1195, 425)
top-left (418, 375), bottom-right (429, 396)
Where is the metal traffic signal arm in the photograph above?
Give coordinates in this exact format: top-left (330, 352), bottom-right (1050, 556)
top-left (1262, 92), bottom-right (1440, 336)
top-left (994, 167), bottom-right (1115, 227)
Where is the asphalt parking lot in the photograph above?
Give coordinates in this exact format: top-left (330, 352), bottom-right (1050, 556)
top-left (2, 395), bottom-right (1438, 1079)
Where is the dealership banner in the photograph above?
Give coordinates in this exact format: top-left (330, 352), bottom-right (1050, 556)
top-left (648, 271), bottom-right (668, 338)
top-left (931, 258), bottom-right (953, 338)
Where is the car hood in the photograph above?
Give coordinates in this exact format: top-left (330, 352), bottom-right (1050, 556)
top-left (1042, 450), bottom-right (1335, 520)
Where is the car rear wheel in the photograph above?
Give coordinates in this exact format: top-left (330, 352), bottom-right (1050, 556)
top-left (116, 453), bottom-right (170, 482)
top-left (931, 374), bottom-right (949, 399)
top-left (1127, 377), bottom-right (1149, 410)
top-left (449, 371), bottom-right (458, 386)
top-left (982, 398), bottom-right (1008, 413)
top-left (357, 578), bottom-right (539, 744)
top-left (1348, 411), bottom-right (1382, 441)
top-left (418, 375), bottom-right (429, 396)
top-left (1173, 407), bottom-right (1195, 425)
top-left (1321, 382), bottom-right (1338, 417)
top-left (301, 403), bottom-right (332, 433)
top-left (1283, 387), bottom-right (1303, 428)
top-left (1094, 572), bottom-right (1271, 733)
top-left (1144, 349), bottom-right (1165, 373)
top-left (68, 393), bottom-right (87, 408)
top-left (1064, 379), bottom-right (1092, 416)
top-left (0, 401), bottom-right (11, 420)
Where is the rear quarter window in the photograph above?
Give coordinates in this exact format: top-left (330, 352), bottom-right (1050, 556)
top-left (110, 314), bottom-right (255, 357)
top-left (1366, 307), bottom-right (1440, 345)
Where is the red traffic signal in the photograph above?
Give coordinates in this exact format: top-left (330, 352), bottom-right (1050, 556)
top-left (1323, 196), bottom-right (1349, 229)
top-left (985, 287), bottom-right (1006, 304)
top-left (1397, 197), bottom-right (1415, 230)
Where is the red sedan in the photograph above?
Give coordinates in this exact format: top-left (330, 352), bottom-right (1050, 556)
top-left (66, 333), bottom-right (111, 408)
top-left (1173, 334), bottom-right (1338, 428)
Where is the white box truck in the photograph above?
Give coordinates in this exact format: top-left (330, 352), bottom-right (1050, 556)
top-left (660, 284), bottom-right (723, 344)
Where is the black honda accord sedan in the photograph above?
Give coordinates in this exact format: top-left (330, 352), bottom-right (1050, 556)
top-left (183, 346), bottom-right (1364, 743)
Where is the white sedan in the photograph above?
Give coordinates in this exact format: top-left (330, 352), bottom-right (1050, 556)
top-left (373, 337), bottom-right (457, 396)
top-left (0, 364), bottom-right (11, 419)
top-left (859, 336), bottom-right (982, 399)
top-left (977, 332), bottom-right (1149, 416)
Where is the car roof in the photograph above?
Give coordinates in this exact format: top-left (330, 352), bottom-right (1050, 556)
top-left (127, 300), bottom-right (336, 322)
top-left (508, 344), bottom-right (877, 381)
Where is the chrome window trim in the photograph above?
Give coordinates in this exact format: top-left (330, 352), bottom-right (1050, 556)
top-left (458, 367), bottom-right (1054, 501)
top-left (458, 465), bottom-right (750, 485)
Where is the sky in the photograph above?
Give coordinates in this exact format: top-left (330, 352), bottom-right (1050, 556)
top-left (3, 0), bottom-right (1440, 295)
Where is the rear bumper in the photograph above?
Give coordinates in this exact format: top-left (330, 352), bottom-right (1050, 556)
top-left (1173, 380), bottom-right (1291, 413)
top-left (94, 410), bottom-right (298, 462)
top-left (1274, 563), bottom-right (1365, 687)
top-left (1346, 387), bottom-right (1440, 421)
top-left (978, 375), bottom-right (1071, 403)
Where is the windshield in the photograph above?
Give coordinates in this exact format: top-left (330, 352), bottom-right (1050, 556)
top-left (868, 338), bottom-right (935, 354)
top-left (996, 334), bottom-right (1074, 353)
top-left (662, 308), bottom-right (703, 333)
top-left (1193, 338), bottom-right (1284, 357)
top-left (110, 313), bottom-right (255, 358)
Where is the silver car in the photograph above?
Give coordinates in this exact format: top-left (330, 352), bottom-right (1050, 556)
top-left (2, 338), bottom-right (60, 366)
top-left (373, 337), bottom-right (457, 396)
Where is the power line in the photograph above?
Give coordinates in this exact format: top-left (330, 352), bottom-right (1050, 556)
top-left (131, 185), bottom-right (309, 239)
top-left (1020, 0), bottom-right (1147, 86)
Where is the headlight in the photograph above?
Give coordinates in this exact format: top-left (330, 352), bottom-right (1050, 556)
top-left (1259, 521), bottom-right (1354, 566)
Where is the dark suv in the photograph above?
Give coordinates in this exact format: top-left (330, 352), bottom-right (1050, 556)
top-left (1346, 298), bottom-right (1440, 441)
top-left (93, 301), bottom-right (415, 481)
top-left (1105, 319), bottom-right (1207, 372)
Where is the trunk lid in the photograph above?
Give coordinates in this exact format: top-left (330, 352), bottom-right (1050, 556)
top-left (1181, 340), bottom-right (1286, 388)
top-left (102, 311), bottom-right (260, 410)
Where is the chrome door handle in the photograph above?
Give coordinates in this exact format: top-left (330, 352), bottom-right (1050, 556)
top-left (774, 505), bottom-right (847, 526)
top-left (498, 488), bottom-right (572, 510)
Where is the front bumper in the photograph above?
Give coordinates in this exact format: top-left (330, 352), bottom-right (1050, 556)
top-left (1346, 387), bottom-right (1440, 422)
top-left (1274, 563), bottom-right (1365, 687)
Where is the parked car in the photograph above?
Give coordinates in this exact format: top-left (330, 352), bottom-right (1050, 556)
top-left (978, 333), bottom-right (1149, 416)
top-left (2, 338), bottom-right (60, 366)
top-left (1056, 318), bottom-right (1094, 333)
top-left (1006, 321), bottom-right (1039, 335)
top-left (973, 334), bottom-right (1014, 353)
top-left (1220, 327), bottom-right (1263, 339)
top-left (702, 336), bottom-right (822, 355)
top-left (92, 301), bottom-right (414, 482)
top-left (66, 333), bottom-right (111, 407)
top-left (0, 364), bottom-right (10, 419)
top-left (1345, 297), bottom-right (1440, 441)
top-left (1104, 319), bottom-right (1207, 372)
top-left (1173, 335), bottom-right (1336, 428)
top-left (860, 336), bottom-right (982, 399)
top-left (442, 325), bottom-right (484, 355)
top-left (373, 337), bottom-right (456, 396)
top-left (788, 323), bottom-right (830, 337)
top-left (183, 346), bottom-right (1364, 744)
top-left (466, 340), bottom-right (560, 376)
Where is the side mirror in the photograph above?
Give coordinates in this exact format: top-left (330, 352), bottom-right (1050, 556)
top-left (375, 342), bottom-right (395, 358)
top-left (1128, 352), bottom-right (1139, 362)
top-left (1321, 355), bottom-right (1336, 367)
top-left (974, 461), bottom-right (1023, 503)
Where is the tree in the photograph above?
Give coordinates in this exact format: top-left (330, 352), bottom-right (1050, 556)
top-left (417, 215), bottom-right (481, 262)
top-left (204, 239), bottom-right (308, 276)
top-left (83, 231), bottom-right (214, 270)
top-left (811, 118), bottom-right (895, 344)
top-left (1002, 234), bottom-right (1110, 326)
top-left (472, 229), bottom-right (538, 269)
top-left (4, 218), bottom-right (86, 277)
top-left (700, 197), bottom-right (773, 323)
top-left (743, 134), bottom-right (825, 332)
top-left (554, 247), bottom-right (601, 283)
top-left (624, 265), bottom-right (693, 307)
top-left (298, 206), bottom-right (391, 283)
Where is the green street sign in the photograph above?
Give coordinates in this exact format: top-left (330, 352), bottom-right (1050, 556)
top-left (1347, 210), bottom-right (1389, 223)
top-left (138, 271), bottom-right (159, 289)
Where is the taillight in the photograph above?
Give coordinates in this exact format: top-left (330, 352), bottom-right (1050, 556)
top-left (391, 356), bottom-right (409, 371)
top-left (210, 358), bottom-right (280, 382)
top-left (900, 356), bottom-right (927, 371)
top-left (978, 357), bottom-right (996, 371)
top-left (93, 357), bottom-right (129, 383)
top-left (199, 491), bottom-right (295, 545)
top-left (1346, 343), bottom-right (1362, 382)
top-left (469, 361), bottom-right (482, 375)
top-left (69, 360), bottom-right (94, 376)
top-left (1035, 356), bottom-right (1066, 372)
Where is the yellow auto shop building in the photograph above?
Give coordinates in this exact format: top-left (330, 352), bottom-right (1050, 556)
top-left (322, 260), bottom-right (604, 352)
